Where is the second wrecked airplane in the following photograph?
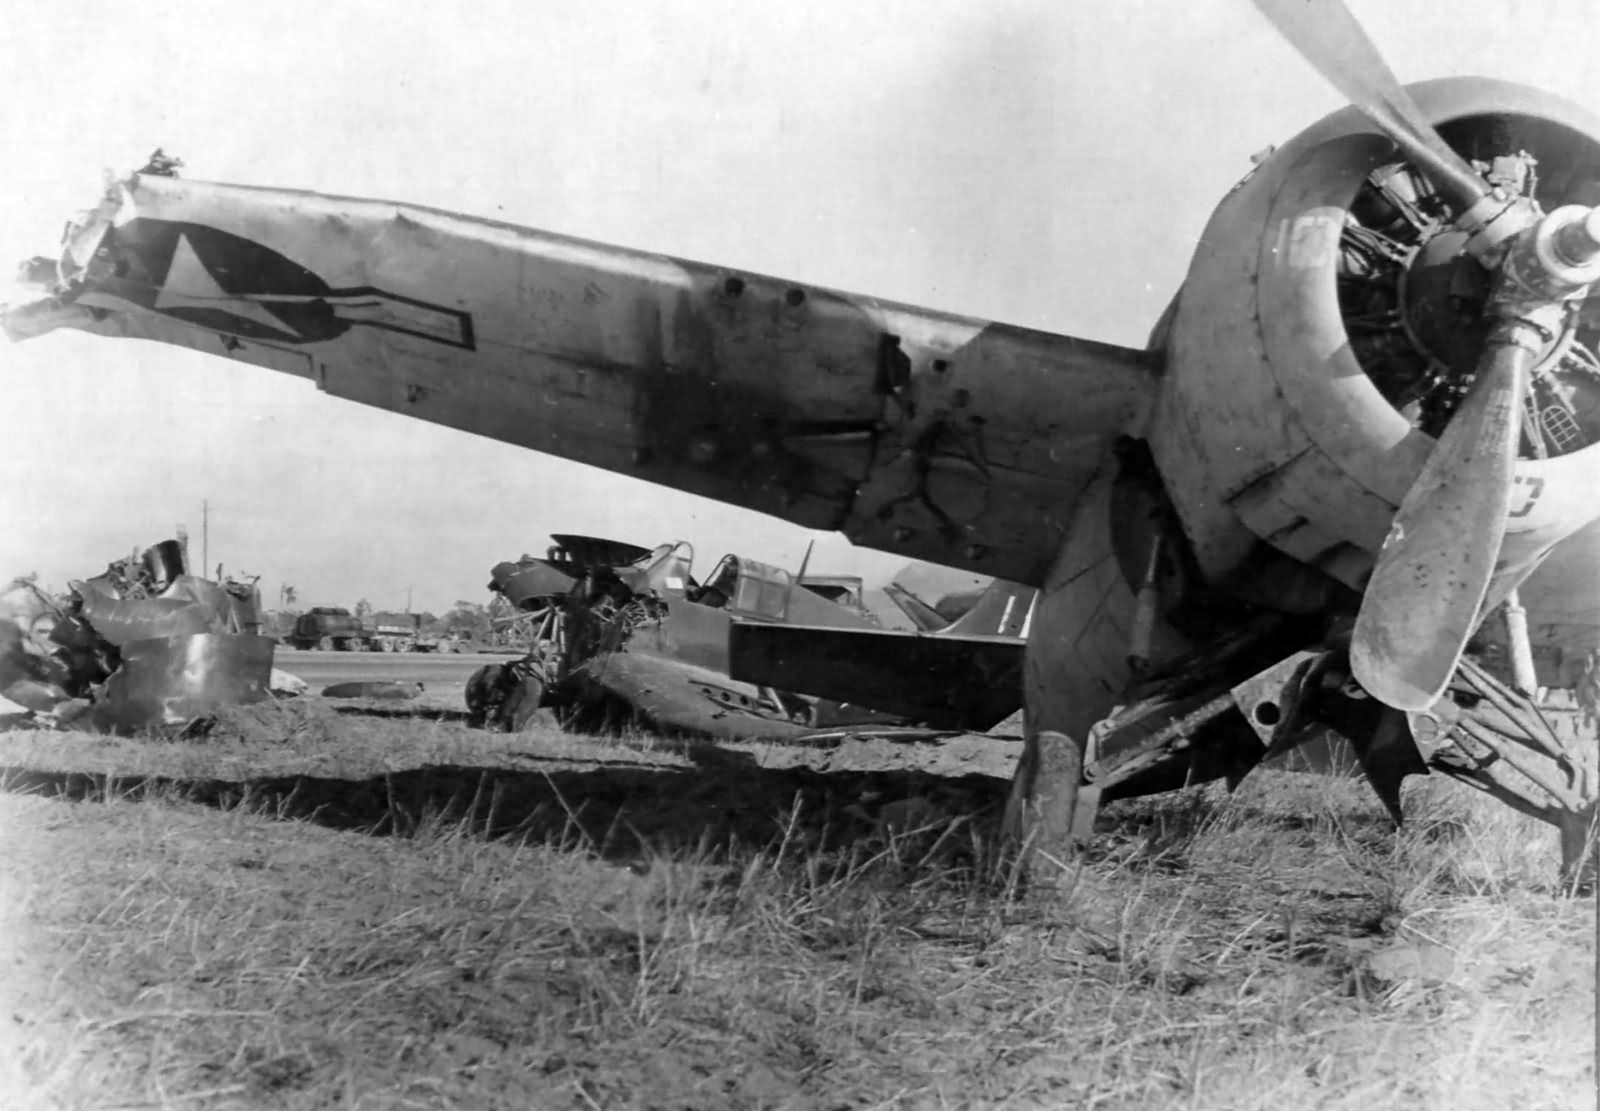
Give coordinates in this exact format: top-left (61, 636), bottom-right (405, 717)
top-left (465, 533), bottom-right (1035, 739)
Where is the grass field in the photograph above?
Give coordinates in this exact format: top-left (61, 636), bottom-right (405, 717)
top-left (0, 698), bottom-right (1593, 1110)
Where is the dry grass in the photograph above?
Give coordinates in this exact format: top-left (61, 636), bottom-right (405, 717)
top-left (0, 702), bottom-right (1593, 1110)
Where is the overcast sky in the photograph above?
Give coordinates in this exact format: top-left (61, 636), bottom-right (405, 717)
top-left (2, 0), bottom-right (1596, 613)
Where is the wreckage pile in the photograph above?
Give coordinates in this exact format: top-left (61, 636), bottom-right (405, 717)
top-left (464, 536), bottom-right (669, 732)
top-left (0, 539), bottom-right (276, 733)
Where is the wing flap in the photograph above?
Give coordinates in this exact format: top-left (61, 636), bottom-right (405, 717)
top-left (6, 172), bottom-right (1158, 583)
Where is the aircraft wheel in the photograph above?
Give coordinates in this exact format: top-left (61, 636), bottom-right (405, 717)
top-left (464, 663), bottom-right (502, 728)
top-left (502, 675), bottom-right (551, 732)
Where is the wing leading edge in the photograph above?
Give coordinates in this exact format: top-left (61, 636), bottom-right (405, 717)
top-left (5, 172), bottom-right (1157, 584)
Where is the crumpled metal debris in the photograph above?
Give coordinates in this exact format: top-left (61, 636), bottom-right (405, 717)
top-left (1, 538), bottom-right (275, 733)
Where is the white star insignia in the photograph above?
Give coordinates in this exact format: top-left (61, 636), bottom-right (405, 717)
top-left (155, 234), bottom-right (301, 338)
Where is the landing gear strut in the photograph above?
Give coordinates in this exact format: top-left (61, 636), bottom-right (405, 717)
top-left (1012, 605), bottom-right (1598, 891)
top-left (1071, 637), bottom-right (1598, 890)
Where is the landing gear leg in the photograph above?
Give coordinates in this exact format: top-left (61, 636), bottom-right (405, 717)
top-left (1412, 657), bottom-right (1598, 891)
top-left (1003, 730), bottom-right (1084, 879)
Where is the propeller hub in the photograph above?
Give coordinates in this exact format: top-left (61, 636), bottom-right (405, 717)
top-left (1551, 207), bottom-right (1600, 271)
top-left (1515, 205), bottom-right (1600, 296)
top-left (1487, 205), bottom-right (1600, 352)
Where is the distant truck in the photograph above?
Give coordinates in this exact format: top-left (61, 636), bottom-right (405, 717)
top-left (284, 607), bottom-right (377, 651)
top-left (370, 612), bottom-right (440, 653)
top-left (284, 608), bottom-right (440, 652)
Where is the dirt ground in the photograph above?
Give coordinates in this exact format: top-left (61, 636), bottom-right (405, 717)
top-left (0, 695), bottom-right (1593, 1110)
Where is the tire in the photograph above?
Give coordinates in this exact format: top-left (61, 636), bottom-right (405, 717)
top-left (318, 637), bottom-right (335, 651)
top-left (463, 664), bottom-right (490, 728)
top-left (502, 676), bottom-right (550, 732)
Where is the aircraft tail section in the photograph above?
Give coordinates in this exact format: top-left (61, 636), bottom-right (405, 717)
top-left (942, 579), bottom-right (1037, 638)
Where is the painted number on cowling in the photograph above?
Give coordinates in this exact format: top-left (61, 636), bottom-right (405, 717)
top-left (1509, 475), bottom-right (1544, 518)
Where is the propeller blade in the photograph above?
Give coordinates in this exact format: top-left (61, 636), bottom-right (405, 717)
top-left (1351, 340), bottom-right (1534, 709)
top-left (1251, 0), bottom-right (1489, 215)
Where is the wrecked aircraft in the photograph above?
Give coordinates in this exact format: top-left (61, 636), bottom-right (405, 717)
top-left (465, 534), bottom-right (1034, 738)
top-left (7, 1), bottom-right (1600, 879)
top-left (0, 540), bottom-right (275, 732)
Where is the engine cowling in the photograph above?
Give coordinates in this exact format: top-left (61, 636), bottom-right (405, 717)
top-left (1151, 77), bottom-right (1600, 608)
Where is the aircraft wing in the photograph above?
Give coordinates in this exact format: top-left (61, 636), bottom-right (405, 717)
top-left (4, 171), bottom-right (1157, 585)
top-left (573, 652), bottom-right (812, 741)
top-left (726, 622), bottom-right (1025, 730)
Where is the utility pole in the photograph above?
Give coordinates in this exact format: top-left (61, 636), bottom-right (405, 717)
top-left (406, 586), bottom-right (413, 614)
top-left (202, 499), bottom-right (210, 576)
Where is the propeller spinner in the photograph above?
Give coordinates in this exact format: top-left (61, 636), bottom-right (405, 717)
top-left (1253, 0), bottom-right (1600, 708)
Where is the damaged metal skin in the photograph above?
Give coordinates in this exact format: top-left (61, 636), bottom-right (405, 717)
top-left (91, 633), bottom-right (275, 731)
top-left (1, 539), bottom-right (274, 733)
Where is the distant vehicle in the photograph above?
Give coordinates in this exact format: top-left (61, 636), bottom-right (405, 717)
top-left (284, 607), bottom-right (377, 652)
top-left (284, 608), bottom-right (441, 652)
top-left (433, 630), bottom-right (492, 654)
top-left (369, 612), bottom-right (440, 653)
